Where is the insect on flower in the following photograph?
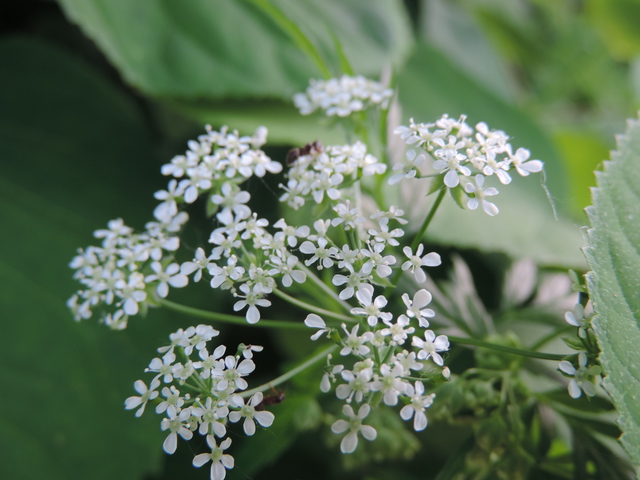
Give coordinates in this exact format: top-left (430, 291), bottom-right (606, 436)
top-left (254, 387), bottom-right (285, 410)
top-left (286, 141), bottom-right (324, 165)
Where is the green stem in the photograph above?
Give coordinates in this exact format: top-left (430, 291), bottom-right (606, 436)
top-left (529, 326), bottom-right (573, 351)
top-left (272, 288), bottom-right (355, 323)
top-left (241, 344), bottom-right (338, 398)
top-left (411, 187), bottom-right (447, 252)
top-left (385, 187), bottom-right (447, 293)
top-left (448, 335), bottom-right (567, 361)
top-left (158, 298), bottom-right (308, 330)
top-left (296, 263), bottom-right (353, 313)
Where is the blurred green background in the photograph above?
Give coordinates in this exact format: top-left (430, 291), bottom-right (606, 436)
top-left (1, 0), bottom-right (639, 479)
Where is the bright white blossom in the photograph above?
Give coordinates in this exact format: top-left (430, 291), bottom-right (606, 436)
top-left (331, 404), bottom-right (377, 453)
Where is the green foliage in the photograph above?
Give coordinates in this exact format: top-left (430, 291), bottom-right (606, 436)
top-left (0, 37), bottom-right (185, 480)
top-left (57, 0), bottom-right (412, 99)
top-left (584, 114), bottom-right (640, 473)
top-left (588, 0), bottom-right (640, 60)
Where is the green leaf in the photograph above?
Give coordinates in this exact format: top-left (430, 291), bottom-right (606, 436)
top-left (232, 392), bottom-right (322, 475)
top-left (395, 43), bottom-right (584, 267)
top-left (418, 0), bottom-right (517, 100)
top-left (587, 0), bottom-right (640, 60)
top-left (173, 98), bottom-right (346, 146)
top-left (584, 114), bottom-right (640, 473)
top-left (0, 37), bottom-right (181, 480)
top-left (57, 0), bottom-right (413, 100)
top-left (554, 130), bottom-right (611, 213)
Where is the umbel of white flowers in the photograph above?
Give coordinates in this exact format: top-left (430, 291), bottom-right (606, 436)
top-left (70, 74), bottom-right (547, 479)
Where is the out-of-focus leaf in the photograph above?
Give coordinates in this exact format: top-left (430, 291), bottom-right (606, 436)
top-left (232, 391), bottom-right (322, 475)
top-left (587, 0), bottom-right (640, 60)
top-left (0, 36), bottom-right (180, 480)
top-left (57, 0), bottom-right (412, 100)
top-left (553, 131), bottom-right (610, 213)
top-left (419, 0), bottom-right (517, 100)
top-left (584, 114), bottom-right (640, 473)
top-left (545, 389), bottom-right (615, 414)
top-left (173, 99), bottom-right (345, 146)
top-left (395, 43), bottom-right (584, 267)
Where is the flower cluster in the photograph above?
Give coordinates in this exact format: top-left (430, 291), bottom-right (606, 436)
top-left (306, 281), bottom-right (448, 453)
top-left (68, 125), bottom-right (279, 328)
top-left (279, 140), bottom-right (386, 209)
top-left (557, 303), bottom-right (601, 398)
top-left (293, 75), bottom-right (393, 117)
top-left (67, 216), bottom-right (188, 329)
top-left (393, 115), bottom-right (544, 215)
top-left (125, 325), bottom-right (274, 480)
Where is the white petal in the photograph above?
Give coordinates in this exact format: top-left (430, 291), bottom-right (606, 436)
top-left (192, 453), bottom-right (210, 468)
top-left (254, 411), bottom-right (275, 427)
top-left (331, 419), bottom-right (349, 434)
top-left (243, 418), bottom-right (256, 436)
top-left (360, 425), bottom-right (377, 441)
top-left (163, 432), bottom-right (177, 454)
top-left (568, 380), bottom-right (582, 399)
top-left (413, 411), bottom-right (428, 431)
top-left (340, 431), bottom-right (359, 454)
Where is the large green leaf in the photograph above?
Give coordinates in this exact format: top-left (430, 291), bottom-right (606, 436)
top-left (0, 37), bottom-right (182, 480)
top-left (395, 43), bottom-right (584, 267)
top-left (57, 0), bottom-right (412, 100)
top-left (418, 0), bottom-right (517, 101)
top-left (584, 114), bottom-right (640, 473)
top-left (587, 0), bottom-right (640, 60)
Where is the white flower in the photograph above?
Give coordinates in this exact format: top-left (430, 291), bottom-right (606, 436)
top-left (160, 407), bottom-right (193, 454)
top-left (210, 182), bottom-right (252, 224)
top-left (115, 272), bottom-right (147, 315)
top-left (213, 355), bottom-right (255, 391)
top-left (389, 150), bottom-right (426, 185)
top-left (300, 238), bottom-right (338, 269)
top-left (360, 242), bottom-right (396, 278)
top-left (332, 266), bottom-right (372, 300)
top-left (370, 364), bottom-right (406, 406)
top-left (145, 261), bottom-right (189, 298)
top-left (402, 245), bottom-right (441, 283)
top-left (229, 392), bottom-right (275, 435)
top-left (180, 247), bottom-right (214, 282)
top-left (508, 146), bottom-right (543, 176)
top-left (350, 287), bottom-right (393, 327)
top-left (380, 314), bottom-right (415, 345)
top-left (124, 378), bottom-right (160, 417)
top-left (412, 330), bottom-right (450, 366)
top-left (336, 369), bottom-right (373, 403)
top-left (340, 324), bottom-right (373, 356)
top-left (402, 289), bottom-right (435, 327)
top-left (558, 352), bottom-right (600, 399)
top-left (268, 254), bottom-right (306, 287)
top-left (146, 351), bottom-right (177, 383)
top-left (305, 314), bottom-right (330, 341)
top-left (432, 142), bottom-right (471, 188)
top-left (400, 381), bottom-right (435, 431)
top-left (239, 344), bottom-right (264, 360)
top-left (156, 385), bottom-right (185, 415)
top-left (191, 397), bottom-right (228, 437)
top-left (464, 174), bottom-right (499, 216)
top-left (233, 283), bottom-right (271, 324)
top-left (331, 404), bottom-right (377, 454)
top-left (273, 219), bottom-right (310, 247)
top-left (565, 303), bottom-right (589, 339)
top-left (192, 436), bottom-right (234, 480)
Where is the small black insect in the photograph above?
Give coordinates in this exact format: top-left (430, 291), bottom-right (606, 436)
top-left (286, 141), bottom-right (323, 165)
top-left (255, 388), bottom-right (285, 411)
